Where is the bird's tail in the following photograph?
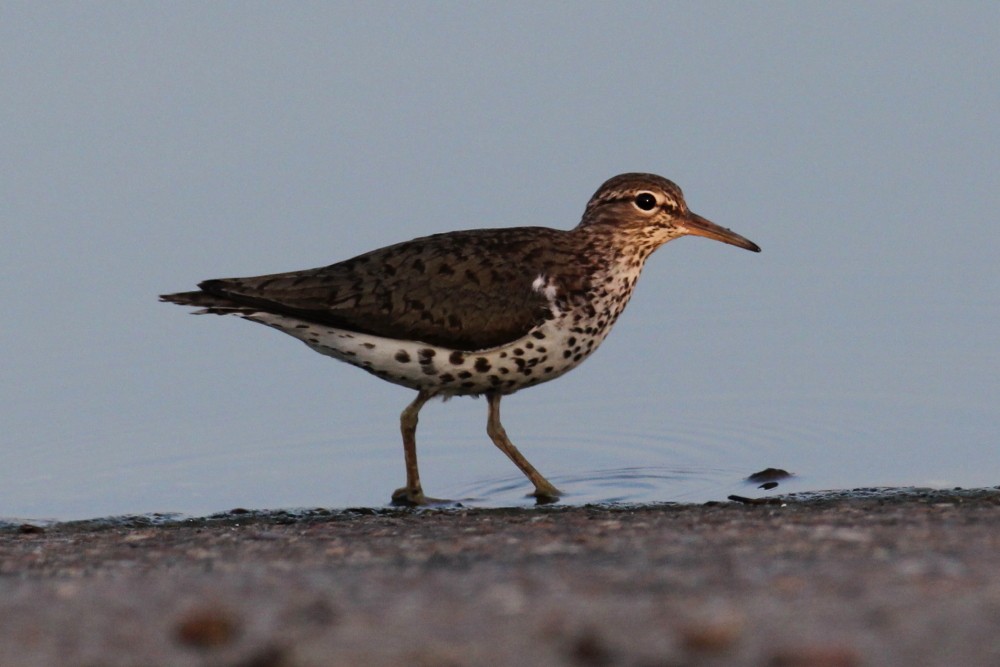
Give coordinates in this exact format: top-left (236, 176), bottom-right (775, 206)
top-left (159, 291), bottom-right (253, 316)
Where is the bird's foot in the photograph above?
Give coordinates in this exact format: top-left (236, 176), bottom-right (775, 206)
top-left (530, 483), bottom-right (562, 505)
top-left (390, 486), bottom-right (449, 507)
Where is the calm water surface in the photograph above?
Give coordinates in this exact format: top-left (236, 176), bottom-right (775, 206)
top-left (5, 294), bottom-right (995, 522)
top-left (5, 243), bottom-right (997, 521)
top-left (4, 4), bottom-right (998, 522)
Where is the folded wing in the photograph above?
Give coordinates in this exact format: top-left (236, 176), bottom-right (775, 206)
top-left (161, 228), bottom-right (576, 351)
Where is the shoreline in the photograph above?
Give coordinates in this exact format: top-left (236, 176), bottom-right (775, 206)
top-left (2, 487), bottom-right (999, 666)
top-left (6, 484), bottom-right (994, 533)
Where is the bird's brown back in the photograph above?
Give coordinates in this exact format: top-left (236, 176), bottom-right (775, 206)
top-left (182, 226), bottom-right (601, 351)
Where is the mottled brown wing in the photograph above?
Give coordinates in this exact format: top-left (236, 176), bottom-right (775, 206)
top-left (188, 227), bottom-right (575, 351)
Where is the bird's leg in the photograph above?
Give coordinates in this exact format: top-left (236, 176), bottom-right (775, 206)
top-left (391, 389), bottom-right (439, 506)
top-left (485, 392), bottom-right (562, 503)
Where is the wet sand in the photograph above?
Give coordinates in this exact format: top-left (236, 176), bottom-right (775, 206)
top-left (2, 487), bottom-right (1000, 666)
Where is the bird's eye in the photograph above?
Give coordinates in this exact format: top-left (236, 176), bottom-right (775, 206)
top-left (634, 192), bottom-right (657, 211)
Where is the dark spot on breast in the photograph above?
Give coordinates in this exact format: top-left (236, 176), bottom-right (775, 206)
top-left (544, 366), bottom-right (554, 373)
top-left (563, 350), bottom-right (572, 359)
top-left (531, 331), bottom-right (545, 339)
top-left (567, 337), bottom-right (577, 346)
top-left (460, 381), bottom-right (476, 389)
top-left (458, 370), bottom-right (473, 379)
top-left (395, 350), bottom-right (411, 363)
top-left (489, 375), bottom-right (501, 385)
top-left (449, 351), bottom-right (465, 365)
top-left (438, 373), bottom-right (455, 383)
top-left (474, 357), bottom-right (491, 372)
top-left (513, 348), bottom-right (524, 356)
top-left (362, 342), bottom-right (375, 350)
top-left (524, 341), bottom-right (534, 349)
top-left (498, 367), bottom-right (509, 375)
top-left (419, 348), bottom-right (436, 363)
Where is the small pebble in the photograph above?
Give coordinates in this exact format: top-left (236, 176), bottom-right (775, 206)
top-left (747, 468), bottom-right (793, 483)
top-left (769, 646), bottom-right (860, 667)
top-left (175, 607), bottom-right (241, 649)
top-left (568, 629), bottom-right (612, 666)
top-left (680, 613), bottom-right (744, 652)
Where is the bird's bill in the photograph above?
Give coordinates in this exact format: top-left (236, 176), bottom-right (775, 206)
top-left (681, 212), bottom-right (761, 253)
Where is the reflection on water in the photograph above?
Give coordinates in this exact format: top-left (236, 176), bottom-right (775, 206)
top-left (450, 464), bottom-right (802, 507)
top-left (3, 373), bottom-right (993, 522)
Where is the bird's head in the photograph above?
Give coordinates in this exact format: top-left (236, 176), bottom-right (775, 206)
top-left (579, 173), bottom-right (761, 254)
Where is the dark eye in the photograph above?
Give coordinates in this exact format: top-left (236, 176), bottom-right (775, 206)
top-left (634, 192), bottom-right (657, 211)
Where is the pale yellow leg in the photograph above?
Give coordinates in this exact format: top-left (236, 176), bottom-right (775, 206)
top-left (486, 392), bottom-right (561, 502)
top-left (391, 389), bottom-right (437, 505)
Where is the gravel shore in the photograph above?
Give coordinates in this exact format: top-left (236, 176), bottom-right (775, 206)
top-left (2, 487), bottom-right (999, 666)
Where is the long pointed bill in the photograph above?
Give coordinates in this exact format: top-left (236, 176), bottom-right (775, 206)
top-left (681, 212), bottom-right (761, 252)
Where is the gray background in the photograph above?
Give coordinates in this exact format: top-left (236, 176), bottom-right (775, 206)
top-left (3, 3), bottom-right (998, 520)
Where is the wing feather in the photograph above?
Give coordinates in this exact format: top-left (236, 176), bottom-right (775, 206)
top-left (179, 227), bottom-right (581, 351)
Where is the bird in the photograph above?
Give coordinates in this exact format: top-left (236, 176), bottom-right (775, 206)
top-left (161, 173), bottom-right (760, 506)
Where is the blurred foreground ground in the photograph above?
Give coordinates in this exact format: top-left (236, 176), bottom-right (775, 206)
top-left (2, 487), bottom-right (999, 666)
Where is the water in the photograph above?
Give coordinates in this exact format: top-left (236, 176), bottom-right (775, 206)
top-left (2, 5), bottom-right (998, 522)
top-left (5, 338), bottom-right (989, 523)
top-left (3, 240), bottom-right (997, 521)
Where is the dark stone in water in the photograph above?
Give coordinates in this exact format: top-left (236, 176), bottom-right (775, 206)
top-left (747, 468), bottom-right (793, 483)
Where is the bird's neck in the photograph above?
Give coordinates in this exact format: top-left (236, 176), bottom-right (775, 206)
top-left (556, 225), bottom-right (664, 333)
top-left (571, 223), bottom-right (664, 276)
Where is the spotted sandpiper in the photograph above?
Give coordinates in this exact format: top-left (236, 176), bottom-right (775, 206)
top-left (161, 173), bottom-right (760, 505)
